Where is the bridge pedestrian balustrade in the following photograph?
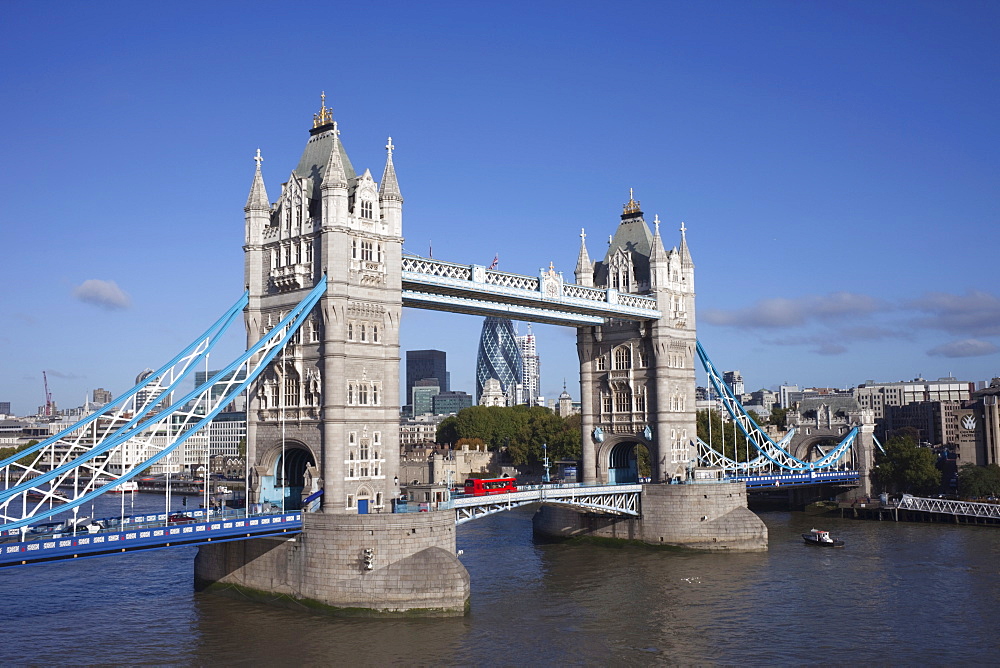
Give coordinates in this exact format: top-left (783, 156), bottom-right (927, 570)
top-left (401, 256), bottom-right (661, 326)
top-left (0, 511), bottom-right (301, 569)
top-left (395, 482), bottom-right (644, 524)
top-left (897, 494), bottom-right (1000, 520)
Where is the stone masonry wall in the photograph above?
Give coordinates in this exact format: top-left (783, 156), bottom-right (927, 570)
top-left (532, 482), bottom-right (767, 552)
top-left (194, 510), bottom-right (470, 616)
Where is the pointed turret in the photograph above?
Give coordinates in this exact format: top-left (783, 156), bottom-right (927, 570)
top-left (648, 214), bottom-right (671, 290)
top-left (321, 124), bottom-right (349, 228)
top-left (379, 137), bottom-right (403, 238)
top-left (245, 149), bottom-right (270, 247)
top-left (379, 136), bottom-right (402, 201)
top-left (322, 127), bottom-right (349, 189)
top-left (574, 228), bottom-right (593, 287)
top-left (678, 221), bottom-right (694, 268)
top-left (245, 149), bottom-right (270, 212)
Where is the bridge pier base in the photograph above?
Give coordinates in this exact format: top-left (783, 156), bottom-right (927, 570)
top-left (193, 511), bottom-right (469, 617)
top-left (532, 482), bottom-right (767, 551)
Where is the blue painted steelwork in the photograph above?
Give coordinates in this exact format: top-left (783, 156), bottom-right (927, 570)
top-left (695, 341), bottom-right (858, 478)
top-left (739, 471), bottom-right (860, 488)
top-left (0, 512), bottom-right (302, 570)
top-left (0, 278), bottom-right (328, 533)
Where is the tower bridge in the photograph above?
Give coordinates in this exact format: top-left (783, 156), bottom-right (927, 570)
top-left (0, 98), bottom-right (872, 614)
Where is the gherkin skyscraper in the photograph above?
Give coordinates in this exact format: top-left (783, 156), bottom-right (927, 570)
top-left (475, 316), bottom-right (523, 405)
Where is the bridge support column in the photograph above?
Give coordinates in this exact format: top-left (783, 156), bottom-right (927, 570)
top-left (532, 482), bottom-right (767, 551)
top-left (194, 511), bottom-right (469, 616)
top-left (855, 416), bottom-right (876, 499)
top-left (578, 326), bottom-right (598, 484)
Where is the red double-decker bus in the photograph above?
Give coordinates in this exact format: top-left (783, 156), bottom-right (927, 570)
top-left (463, 477), bottom-right (517, 496)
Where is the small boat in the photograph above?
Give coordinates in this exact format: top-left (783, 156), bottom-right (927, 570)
top-left (109, 481), bottom-right (139, 493)
top-left (802, 528), bottom-right (844, 547)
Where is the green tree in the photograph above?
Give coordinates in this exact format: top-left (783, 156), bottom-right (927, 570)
top-left (872, 434), bottom-right (941, 495)
top-left (435, 405), bottom-right (581, 467)
top-left (956, 463), bottom-right (1000, 499)
top-left (768, 406), bottom-right (789, 431)
top-left (696, 409), bottom-right (754, 462)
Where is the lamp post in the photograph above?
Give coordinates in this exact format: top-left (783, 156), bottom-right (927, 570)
top-left (542, 442), bottom-right (550, 483)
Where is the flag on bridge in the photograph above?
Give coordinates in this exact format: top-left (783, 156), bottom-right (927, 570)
top-left (489, 253), bottom-right (499, 270)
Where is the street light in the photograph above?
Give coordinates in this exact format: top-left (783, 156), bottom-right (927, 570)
top-left (543, 442), bottom-right (550, 483)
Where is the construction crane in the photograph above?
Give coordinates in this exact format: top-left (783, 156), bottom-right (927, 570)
top-left (42, 371), bottom-right (53, 417)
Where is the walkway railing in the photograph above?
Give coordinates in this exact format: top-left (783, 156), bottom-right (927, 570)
top-left (898, 494), bottom-right (1000, 520)
top-left (395, 482), bottom-right (644, 525)
top-left (401, 255), bottom-right (661, 326)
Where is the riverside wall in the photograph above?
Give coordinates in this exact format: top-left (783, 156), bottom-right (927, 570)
top-left (532, 482), bottom-right (768, 551)
top-left (193, 510), bottom-right (469, 616)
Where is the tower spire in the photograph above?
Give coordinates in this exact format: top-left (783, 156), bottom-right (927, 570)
top-left (575, 227), bottom-right (593, 287)
top-left (678, 220), bottom-right (694, 266)
top-left (245, 148), bottom-right (269, 211)
top-left (313, 91), bottom-right (334, 129)
top-left (322, 125), bottom-right (348, 189)
top-left (379, 136), bottom-right (402, 200)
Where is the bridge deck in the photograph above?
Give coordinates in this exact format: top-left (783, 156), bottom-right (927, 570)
top-left (738, 471), bottom-right (860, 489)
top-left (0, 511), bottom-right (301, 569)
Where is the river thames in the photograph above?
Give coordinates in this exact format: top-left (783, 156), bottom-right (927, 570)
top-left (2, 494), bottom-right (999, 666)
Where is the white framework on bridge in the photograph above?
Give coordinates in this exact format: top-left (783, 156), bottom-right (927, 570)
top-left (451, 484), bottom-right (642, 525)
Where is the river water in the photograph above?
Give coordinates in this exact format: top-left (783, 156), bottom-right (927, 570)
top-left (2, 493), bottom-right (999, 666)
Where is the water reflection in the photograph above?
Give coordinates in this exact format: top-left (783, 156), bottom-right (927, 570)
top-left (1, 501), bottom-right (1000, 664)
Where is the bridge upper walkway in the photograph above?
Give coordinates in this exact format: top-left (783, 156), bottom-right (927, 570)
top-left (401, 255), bottom-right (661, 326)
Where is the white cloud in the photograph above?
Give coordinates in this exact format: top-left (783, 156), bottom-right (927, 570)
top-left (927, 339), bottom-right (999, 358)
top-left (73, 279), bottom-right (131, 310)
top-left (703, 292), bottom-right (887, 330)
top-left (908, 290), bottom-right (1000, 337)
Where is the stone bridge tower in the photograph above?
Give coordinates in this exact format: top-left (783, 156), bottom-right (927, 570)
top-left (575, 193), bottom-right (697, 484)
top-left (195, 99), bottom-right (469, 616)
top-left (242, 96), bottom-right (403, 514)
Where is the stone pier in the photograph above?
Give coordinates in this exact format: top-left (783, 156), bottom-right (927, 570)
top-left (194, 511), bottom-right (469, 616)
top-left (532, 483), bottom-right (768, 551)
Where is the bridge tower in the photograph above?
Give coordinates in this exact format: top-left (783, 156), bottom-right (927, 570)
top-left (242, 96), bottom-right (402, 514)
top-left (195, 97), bottom-right (469, 616)
top-left (575, 193), bottom-right (697, 484)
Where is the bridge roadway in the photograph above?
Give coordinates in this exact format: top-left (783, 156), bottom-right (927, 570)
top-left (0, 510), bottom-right (302, 570)
top-left (0, 476), bottom-right (856, 569)
top-left (738, 470), bottom-right (860, 489)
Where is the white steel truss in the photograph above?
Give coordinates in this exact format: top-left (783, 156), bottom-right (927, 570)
top-left (452, 484), bottom-right (642, 525)
top-left (898, 494), bottom-right (1000, 520)
top-left (0, 277), bottom-right (328, 533)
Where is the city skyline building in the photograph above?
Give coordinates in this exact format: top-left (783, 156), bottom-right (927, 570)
top-left (475, 316), bottom-right (522, 406)
top-left (515, 325), bottom-right (540, 405)
top-left (405, 350), bottom-right (448, 408)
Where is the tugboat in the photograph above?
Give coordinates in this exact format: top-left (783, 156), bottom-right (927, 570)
top-left (802, 528), bottom-right (844, 547)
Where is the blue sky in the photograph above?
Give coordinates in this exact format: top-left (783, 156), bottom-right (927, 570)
top-left (2, 1), bottom-right (998, 416)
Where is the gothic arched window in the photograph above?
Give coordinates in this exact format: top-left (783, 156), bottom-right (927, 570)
top-left (614, 346), bottom-right (631, 370)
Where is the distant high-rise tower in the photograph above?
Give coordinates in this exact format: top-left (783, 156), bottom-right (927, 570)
top-left (476, 317), bottom-right (522, 406)
top-left (723, 370), bottom-right (744, 397)
top-left (132, 369), bottom-right (168, 413)
top-left (92, 388), bottom-right (113, 405)
top-left (406, 350), bottom-right (448, 406)
top-left (515, 325), bottom-right (540, 405)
